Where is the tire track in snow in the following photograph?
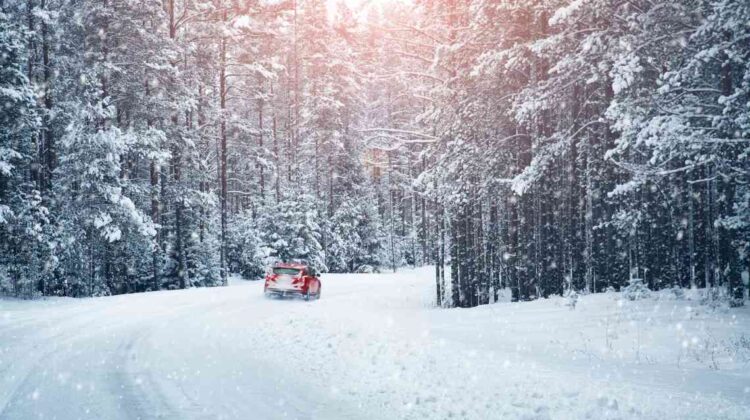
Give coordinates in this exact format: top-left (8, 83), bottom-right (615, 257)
top-left (0, 288), bottom-right (248, 419)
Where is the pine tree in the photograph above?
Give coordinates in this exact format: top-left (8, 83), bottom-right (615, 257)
top-left (257, 197), bottom-right (326, 272)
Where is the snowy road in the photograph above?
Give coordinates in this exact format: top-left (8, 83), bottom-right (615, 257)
top-left (1, 267), bottom-right (749, 419)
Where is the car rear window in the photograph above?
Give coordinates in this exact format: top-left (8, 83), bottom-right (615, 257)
top-left (273, 267), bottom-right (301, 275)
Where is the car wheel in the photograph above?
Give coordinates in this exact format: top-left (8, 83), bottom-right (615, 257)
top-left (304, 290), bottom-right (310, 301)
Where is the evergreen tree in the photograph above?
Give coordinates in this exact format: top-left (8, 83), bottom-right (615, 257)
top-left (257, 196), bottom-right (326, 272)
top-left (0, 10), bottom-right (45, 297)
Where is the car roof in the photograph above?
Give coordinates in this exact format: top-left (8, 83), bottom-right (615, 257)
top-left (273, 263), bottom-right (307, 269)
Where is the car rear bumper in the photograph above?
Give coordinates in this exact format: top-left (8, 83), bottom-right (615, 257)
top-left (265, 287), bottom-right (305, 297)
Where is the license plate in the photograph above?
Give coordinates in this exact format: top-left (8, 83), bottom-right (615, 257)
top-left (276, 275), bottom-right (293, 288)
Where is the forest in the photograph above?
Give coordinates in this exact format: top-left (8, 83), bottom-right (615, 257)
top-left (0, 0), bottom-right (748, 308)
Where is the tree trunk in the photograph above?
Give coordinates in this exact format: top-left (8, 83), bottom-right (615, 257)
top-left (718, 45), bottom-right (743, 304)
top-left (219, 2), bottom-right (228, 285)
top-left (258, 96), bottom-right (265, 202)
top-left (272, 88), bottom-right (281, 203)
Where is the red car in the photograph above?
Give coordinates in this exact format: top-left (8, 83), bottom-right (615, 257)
top-left (264, 263), bottom-right (322, 300)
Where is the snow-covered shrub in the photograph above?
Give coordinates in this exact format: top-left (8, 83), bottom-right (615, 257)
top-left (378, 233), bottom-right (410, 272)
top-left (0, 266), bottom-right (11, 296)
top-left (565, 290), bottom-right (579, 310)
top-left (226, 211), bottom-right (265, 280)
top-left (622, 278), bottom-right (650, 301)
top-left (326, 199), bottom-right (384, 273)
top-left (729, 334), bottom-right (750, 365)
top-left (688, 333), bottom-right (725, 370)
top-left (669, 285), bottom-right (685, 300)
top-left (494, 288), bottom-right (512, 303)
top-left (685, 333), bottom-right (750, 371)
top-left (653, 285), bottom-right (687, 301)
top-left (356, 264), bottom-right (376, 274)
top-left (728, 295), bottom-right (745, 308)
top-left (187, 228), bottom-right (223, 286)
top-left (698, 287), bottom-right (744, 309)
top-left (699, 287), bottom-right (725, 308)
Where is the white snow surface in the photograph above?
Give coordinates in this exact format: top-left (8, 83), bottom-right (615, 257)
top-left (1, 267), bottom-right (748, 419)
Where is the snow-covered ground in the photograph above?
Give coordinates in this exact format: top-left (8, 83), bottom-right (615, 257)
top-left (1, 267), bottom-right (748, 419)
